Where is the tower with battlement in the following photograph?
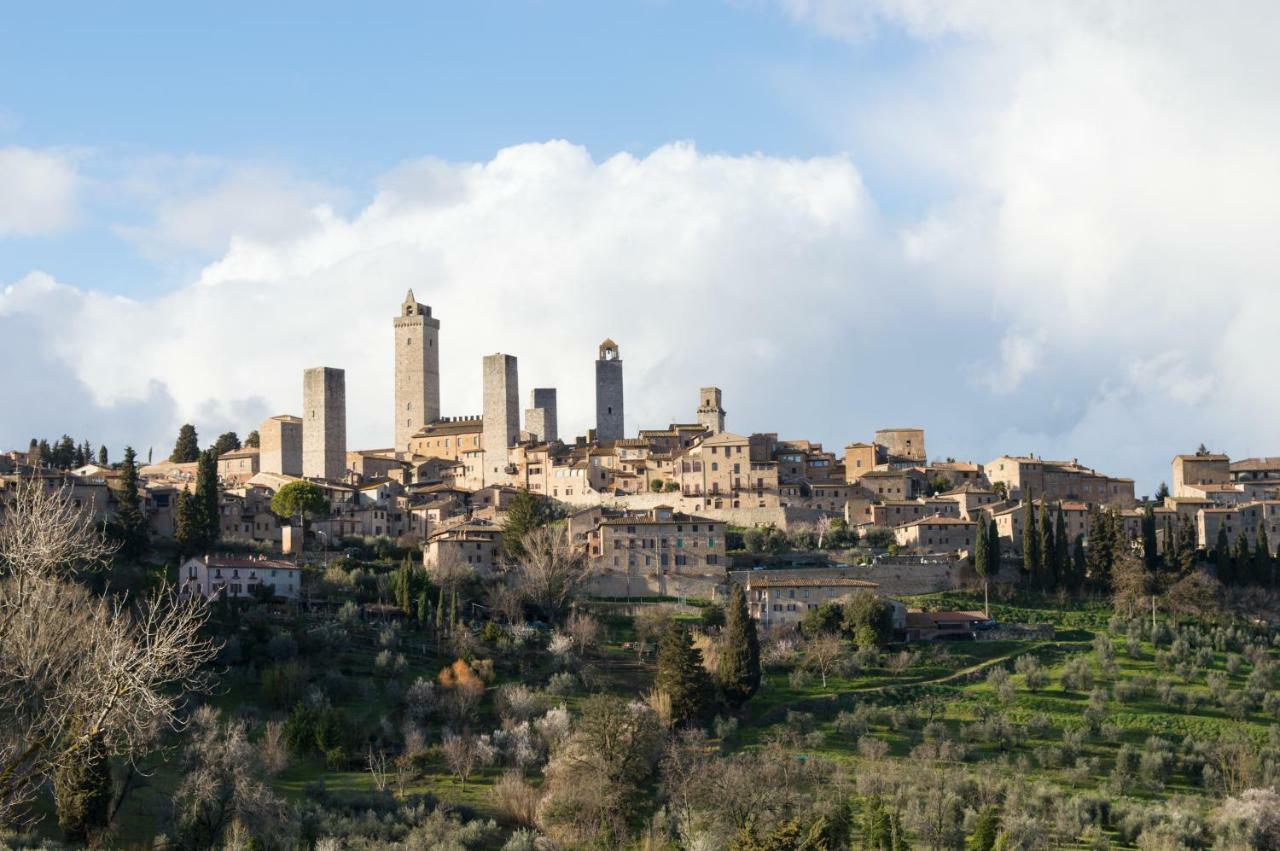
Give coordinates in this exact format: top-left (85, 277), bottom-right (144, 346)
top-left (394, 290), bottom-right (440, 453)
top-left (303, 367), bottom-right (347, 480)
top-left (482, 354), bottom-right (519, 482)
top-left (697, 386), bottom-right (725, 435)
top-left (595, 339), bottom-right (624, 442)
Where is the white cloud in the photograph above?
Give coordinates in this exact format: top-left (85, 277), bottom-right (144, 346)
top-left (0, 146), bottom-right (80, 236)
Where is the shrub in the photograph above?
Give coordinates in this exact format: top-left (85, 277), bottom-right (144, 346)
top-left (261, 662), bottom-right (309, 710)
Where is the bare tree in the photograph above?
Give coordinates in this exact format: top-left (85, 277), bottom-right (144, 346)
top-left (815, 515), bottom-right (833, 549)
top-left (259, 720), bottom-right (289, 776)
top-left (441, 732), bottom-right (494, 789)
top-left (565, 610), bottom-right (601, 657)
top-left (0, 480), bottom-right (217, 823)
top-left (366, 746), bottom-right (391, 792)
top-left (804, 633), bottom-right (844, 688)
top-left (511, 524), bottom-right (594, 620)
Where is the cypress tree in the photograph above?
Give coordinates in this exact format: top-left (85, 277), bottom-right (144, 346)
top-left (1038, 502), bottom-right (1055, 591)
top-left (53, 732), bottom-right (111, 843)
top-left (170, 423), bottom-right (200, 463)
top-left (1141, 506), bottom-right (1159, 573)
top-left (115, 446), bottom-right (148, 557)
top-left (967, 805), bottom-right (1000, 851)
top-left (1163, 518), bottom-right (1176, 571)
top-left (174, 490), bottom-right (198, 556)
top-left (1054, 506), bottom-right (1068, 590)
top-left (97, 445), bottom-right (108, 466)
top-left (435, 583), bottom-right (446, 633)
top-left (1085, 507), bottom-right (1115, 593)
top-left (988, 518), bottom-right (1001, 578)
top-left (1254, 520), bottom-right (1273, 588)
top-left (1072, 534), bottom-right (1087, 592)
top-left (973, 512), bottom-right (990, 580)
top-left (27, 437), bottom-right (38, 460)
top-left (1214, 525), bottom-right (1232, 585)
top-left (655, 621), bottom-right (712, 727)
top-left (417, 589), bottom-right (429, 625)
top-left (38, 438), bottom-right (52, 465)
top-left (1021, 493), bottom-right (1039, 586)
top-left (716, 583), bottom-right (761, 707)
top-left (1233, 532), bottom-right (1251, 585)
top-left (193, 448), bottom-right (220, 549)
top-left (1177, 514), bottom-right (1198, 574)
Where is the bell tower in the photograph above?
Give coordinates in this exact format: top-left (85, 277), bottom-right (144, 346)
top-left (394, 290), bottom-right (440, 452)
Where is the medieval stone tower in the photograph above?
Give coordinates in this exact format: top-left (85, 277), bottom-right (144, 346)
top-left (302, 367), bottom-right (346, 480)
top-left (525, 388), bottom-right (558, 443)
top-left (482, 353), bottom-right (519, 481)
top-left (594, 338), bottom-right (624, 442)
top-left (697, 386), bottom-right (725, 435)
top-left (393, 290), bottom-right (441, 453)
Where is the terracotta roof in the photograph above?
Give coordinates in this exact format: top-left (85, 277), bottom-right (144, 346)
top-left (1231, 457), bottom-right (1280, 472)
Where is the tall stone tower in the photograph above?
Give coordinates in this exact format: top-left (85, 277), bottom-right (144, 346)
top-left (303, 367), bottom-right (347, 480)
top-left (393, 289), bottom-right (441, 453)
top-left (697, 387), bottom-right (725, 435)
top-left (259, 414), bottom-right (302, 475)
top-left (482, 354), bottom-right (519, 481)
top-left (525, 388), bottom-right (558, 443)
top-left (594, 339), bottom-right (624, 443)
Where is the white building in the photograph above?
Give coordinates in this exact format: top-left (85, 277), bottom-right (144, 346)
top-left (180, 554), bottom-right (301, 601)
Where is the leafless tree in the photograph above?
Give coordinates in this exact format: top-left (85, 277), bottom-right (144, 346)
top-left (804, 633), bottom-right (844, 688)
top-left (511, 524), bottom-right (594, 619)
top-left (441, 731), bottom-right (494, 789)
top-left (815, 515), bottom-right (833, 549)
top-left (259, 720), bottom-right (289, 776)
top-left (565, 610), bottom-right (601, 657)
top-left (487, 581), bottom-right (527, 625)
top-left (0, 480), bottom-right (217, 823)
top-left (366, 746), bottom-right (391, 792)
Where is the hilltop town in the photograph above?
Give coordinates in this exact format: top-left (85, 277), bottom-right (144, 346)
top-left (5, 291), bottom-right (1277, 614)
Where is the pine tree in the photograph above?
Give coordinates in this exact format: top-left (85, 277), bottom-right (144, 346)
top-left (170, 423), bottom-right (200, 463)
top-left (115, 447), bottom-right (148, 557)
top-left (97, 445), bottom-right (108, 466)
top-left (38, 438), bottom-right (52, 466)
top-left (1038, 502), bottom-right (1055, 591)
top-left (54, 435), bottom-right (76, 469)
top-left (27, 437), bottom-right (38, 461)
top-left (213, 431), bottom-right (241, 454)
top-left (716, 584), bottom-right (761, 707)
top-left (655, 621), bottom-right (712, 727)
top-left (1214, 525), bottom-right (1232, 585)
top-left (244, 430), bottom-right (260, 448)
top-left (501, 489), bottom-right (549, 561)
top-left (1021, 493), bottom-right (1039, 586)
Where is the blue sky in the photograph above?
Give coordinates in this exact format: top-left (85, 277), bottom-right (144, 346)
top-left (0, 2), bottom-right (926, 286)
top-left (2, 1), bottom-right (1277, 492)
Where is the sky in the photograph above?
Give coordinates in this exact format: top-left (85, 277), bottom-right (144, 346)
top-left (2, 1), bottom-right (1277, 493)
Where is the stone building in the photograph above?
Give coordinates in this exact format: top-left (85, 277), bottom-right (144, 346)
top-left (408, 416), bottom-right (483, 461)
top-left (524, 388), bottom-right (558, 443)
top-left (180, 555), bottom-right (300, 601)
top-left (216, 447), bottom-right (260, 484)
top-left (423, 520), bottom-right (504, 575)
top-left (393, 290), bottom-right (441, 453)
top-left (595, 339), bottom-right (624, 442)
top-left (875, 428), bottom-right (926, 462)
top-left (482, 354), bottom-right (519, 484)
top-left (696, 386), bottom-right (725, 435)
top-left (675, 432), bottom-right (780, 511)
top-left (743, 573), bottom-right (880, 631)
top-left (259, 414), bottom-right (302, 476)
top-left (893, 515), bottom-right (978, 555)
top-left (303, 367), bottom-right (347, 481)
top-left (584, 505), bottom-right (726, 576)
top-left (1171, 452), bottom-right (1231, 497)
top-left (986, 455), bottom-right (1135, 506)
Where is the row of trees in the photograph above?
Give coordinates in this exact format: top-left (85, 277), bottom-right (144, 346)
top-left (27, 435), bottom-right (108, 470)
top-left (169, 424), bottom-right (257, 463)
